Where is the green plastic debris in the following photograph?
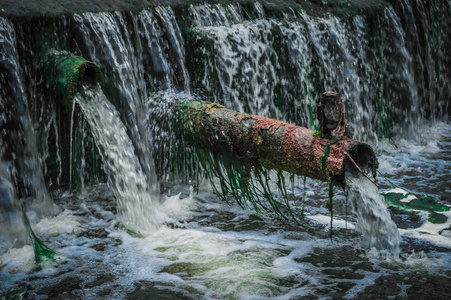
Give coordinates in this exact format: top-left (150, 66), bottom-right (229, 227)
top-left (382, 191), bottom-right (449, 224)
top-left (409, 195), bottom-right (450, 212)
top-left (1, 285), bottom-right (28, 300)
top-left (382, 192), bottom-right (450, 212)
top-left (119, 225), bottom-right (145, 238)
top-left (30, 230), bottom-right (57, 264)
top-left (383, 192), bottom-right (412, 210)
top-left (428, 212), bottom-right (447, 224)
top-left (21, 208), bottom-right (57, 264)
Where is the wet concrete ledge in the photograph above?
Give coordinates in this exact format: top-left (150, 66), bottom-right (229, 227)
top-left (0, 0), bottom-right (390, 18)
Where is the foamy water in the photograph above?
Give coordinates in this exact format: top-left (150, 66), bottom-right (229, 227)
top-left (1, 76), bottom-right (450, 298)
top-left (2, 116), bottom-right (450, 299)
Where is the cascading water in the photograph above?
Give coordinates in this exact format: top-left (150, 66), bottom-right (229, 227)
top-left (187, 1), bottom-right (449, 143)
top-left (192, 20), bottom-right (281, 118)
top-left (138, 8), bottom-right (191, 92)
top-left (0, 160), bottom-right (28, 249)
top-left (1, 1), bottom-right (451, 299)
top-left (0, 17), bottom-right (54, 218)
top-left (188, 3), bottom-right (244, 27)
top-left (74, 85), bottom-right (161, 233)
top-left (73, 12), bottom-right (159, 194)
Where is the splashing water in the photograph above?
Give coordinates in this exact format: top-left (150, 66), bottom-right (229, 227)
top-left (0, 160), bottom-right (57, 264)
top-left (0, 160), bottom-right (28, 250)
top-left (346, 173), bottom-right (401, 258)
top-left (74, 85), bottom-right (162, 234)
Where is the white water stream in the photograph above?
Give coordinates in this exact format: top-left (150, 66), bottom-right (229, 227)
top-left (73, 85), bottom-right (162, 234)
top-left (346, 174), bottom-right (401, 258)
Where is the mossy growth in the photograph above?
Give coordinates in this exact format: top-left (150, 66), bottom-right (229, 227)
top-left (382, 191), bottom-right (449, 224)
top-left (313, 130), bottom-right (328, 138)
top-left (320, 143), bottom-right (331, 172)
top-left (326, 183), bottom-right (334, 238)
top-left (195, 147), bottom-right (306, 226)
top-left (45, 52), bottom-right (102, 105)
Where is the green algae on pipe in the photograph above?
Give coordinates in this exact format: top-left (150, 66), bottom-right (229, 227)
top-left (176, 100), bottom-right (378, 188)
top-left (45, 51), bottom-right (102, 103)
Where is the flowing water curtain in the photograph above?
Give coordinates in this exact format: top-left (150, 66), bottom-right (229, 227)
top-left (300, 12), bottom-right (378, 141)
top-left (154, 7), bottom-right (191, 92)
top-left (395, 0), bottom-right (450, 120)
top-left (382, 6), bottom-right (419, 135)
top-left (188, 20), bottom-right (281, 119)
top-left (138, 10), bottom-right (173, 91)
top-left (11, 16), bottom-right (73, 190)
top-left (187, 3), bottom-right (245, 27)
top-left (138, 7), bottom-right (190, 92)
top-left (0, 17), bottom-right (53, 217)
top-left (370, 0), bottom-right (450, 141)
top-left (275, 20), bottom-right (317, 129)
top-left (73, 12), bottom-right (159, 191)
top-left (0, 159), bottom-right (29, 250)
top-left (185, 0), bottom-right (450, 145)
top-left (75, 85), bottom-right (162, 234)
top-left (186, 9), bottom-right (378, 135)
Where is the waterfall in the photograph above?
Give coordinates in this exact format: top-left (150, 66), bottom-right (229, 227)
top-left (74, 85), bottom-right (161, 233)
top-left (188, 3), bottom-right (244, 27)
top-left (73, 12), bottom-right (159, 196)
top-left (191, 20), bottom-right (281, 119)
top-left (0, 0), bottom-right (448, 238)
top-left (1, 1), bottom-right (450, 298)
top-left (0, 160), bottom-right (28, 250)
top-left (138, 8), bottom-right (191, 92)
top-left (187, 0), bottom-right (449, 143)
top-left (0, 17), bottom-right (53, 217)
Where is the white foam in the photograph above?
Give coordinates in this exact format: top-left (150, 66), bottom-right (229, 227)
top-left (35, 211), bottom-right (84, 236)
top-left (0, 245), bottom-right (35, 273)
top-left (383, 188), bottom-right (409, 196)
top-left (307, 214), bottom-right (356, 230)
top-left (158, 188), bottom-right (197, 220)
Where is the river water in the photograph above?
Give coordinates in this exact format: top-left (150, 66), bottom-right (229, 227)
top-left (1, 115), bottom-right (450, 299)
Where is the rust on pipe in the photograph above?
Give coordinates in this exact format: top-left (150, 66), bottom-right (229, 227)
top-left (177, 93), bottom-right (378, 187)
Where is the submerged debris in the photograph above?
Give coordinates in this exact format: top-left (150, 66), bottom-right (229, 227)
top-left (382, 190), bottom-right (450, 224)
